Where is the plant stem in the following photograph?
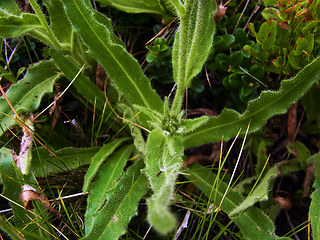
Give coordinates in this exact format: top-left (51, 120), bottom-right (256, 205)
top-left (28, 0), bottom-right (61, 48)
top-left (171, 14), bottom-right (189, 114)
top-left (171, 83), bottom-right (185, 114)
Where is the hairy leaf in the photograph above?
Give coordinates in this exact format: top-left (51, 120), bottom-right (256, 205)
top-left (95, 0), bottom-right (165, 15)
top-left (183, 55), bottom-right (320, 149)
top-left (0, 148), bottom-right (51, 239)
top-left (166, 0), bottom-right (185, 15)
top-left (310, 153), bottom-right (320, 239)
top-left (144, 129), bottom-right (184, 234)
top-left (181, 116), bottom-right (209, 134)
top-left (50, 49), bottom-right (107, 112)
top-left (0, 0), bottom-right (22, 16)
top-left (44, 0), bottom-right (72, 44)
top-left (0, 148), bottom-right (27, 227)
top-left (83, 137), bottom-right (130, 192)
top-left (31, 147), bottom-right (101, 178)
top-left (83, 158), bottom-right (148, 239)
top-left (85, 144), bottom-right (134, 232)
top-left (121, 103), bottom-right (147, 153)
top-left (0, 215), bottom-right (24, 240)
top-left (62, 0), bottom-right (163, 112)
top-left (229, 165), bottom-right (279, 217)
top-left (311, 190), bottom-right (320, 239)
top-left (0, 60), bottom-right (61, 136)
top-left (172, 0), bottom-right (216, 89)
top-left (184, 164), bottom-right (290, 240)
top-left (0, 12), bottom-right (53, 46)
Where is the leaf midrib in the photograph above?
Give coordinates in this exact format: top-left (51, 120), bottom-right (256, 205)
top-left (184, 59), bottom-right (320, 142)
top-left (72, 0), bottom-right (151, 109)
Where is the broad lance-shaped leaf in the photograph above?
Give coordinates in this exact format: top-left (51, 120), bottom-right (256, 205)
top-left (183, 55), bottom-right (320, 149)
top-left (85, 145), bottom-right (134, 233)
top-left (309, 153), bottom-right (320, 239)
top-left (83, 158), bottom-right (148, 239)
top-left (0, 60), bottom-right (61, 136)
top-left (229, 164), bottom-right (279, 217)
top-left (166, 0), bottom-right (185, 15)
top-left (0, 12), bottom-right (53, 47)
top-left (184, 164), bottom-right (291, 240)
top-left (44, 0), bottom-right (72, 44)
top-left (0, 147), bottom-right (52, 239)
top-left (83, 137), bottom-right (130, 193)
top-left (62, 0), bottom-right (163, 112)
top-left (144, 129), bottom-right (184, 234)
top-left (31, 147), bottom-right (101, 178)
top-left (95, 0), bottom-right (165, 15)
top-left (172, 0), bottom-right (216, 88)
top-left (50, 49), bottom-right (107, 111)
top-left (0, 0), bottom-right (22, 16)
top-left (0, 148), bottom-right (28, 227)
top-left (0, 215), bottom-right (24, 240)
top-left (311, 190), bottom-right (320, 239)
top-left (171, 0), bottom-right (216, 113)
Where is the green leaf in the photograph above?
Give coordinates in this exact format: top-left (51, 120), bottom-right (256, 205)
top-left (50, 49), bottom-right (107, 112)
top-left (120, 103), bottom-right (147, 153)
top-left (83, 158), bottom-right (148, 239)
top-left (0, 12), bottom-right (52, 46)
top-left (235, 28), bottom-right (248, 46)
top-left (0, 60), bottom-right (61, 136)
top-left (0, 0), bottom-right (22, 16)
top-left (62, 0), bottom-right (163, 112)
top-left (257, 20), bottom-right (277, 52)
top-left (310, 153), bottom-right (320, 239)
top-left (301, 86), bottom-right (320, 126)
top-left (85, 145), bottom-right (134, 232)
top-left (0, 148), bottom-right (50, 239)
top-left (262, 7), bottom-right (279, 21)
top-left (95, 0), bottom-right (165, 15)
top-left (310, 190), bottom-right (320, 239)
top-left (180, 116), bottom-right (209, 134)
top-left (293, 34), bottom-right (314, 56)
top-left (133, 104), bottom-right (163, 127)
top-left (184, 164), bottom-right (286, 240)
top-left (83, 137), bottom-right (130, 192)
top-left (229, 165), bottom-right (279, 217)
top-left (44, 0), bottom-right (72, 44)
top-left (16, 67), bottom-right (25, 79)
top-left (262, 0), bottom-right (278, 6)
top-left (144, 129), bottom-right (184, 234)
top-left (31, 147), bottom-right (101, 178)
top-left (287, 141), bottom-right (311, 166)
top-left (183, 55), bottom-right (320, 149)
top-left (0, 148), bottom-right (27, 227)
top-left (167, 0), bottom-right (185, 15)
top-left (0, 215), bottom-right (24, 240)
top-left (213, 34), bottom-right (235, 51)
top-left (171, 0), bottom-right (216, 113)
top-left (0, 65), bottom-right (16, 83)
top-left (172, 0), bottom-right (216, 89)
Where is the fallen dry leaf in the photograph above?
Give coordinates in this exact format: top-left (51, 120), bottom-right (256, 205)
top-left (21, 185), bottom-right (61, 219)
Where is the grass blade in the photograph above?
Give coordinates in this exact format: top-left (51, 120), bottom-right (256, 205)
top-left (184, 163), bottom-right (290, 240)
